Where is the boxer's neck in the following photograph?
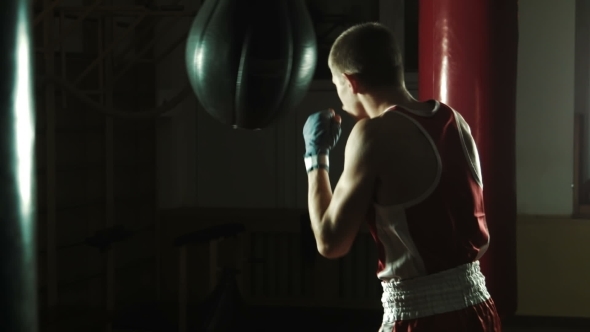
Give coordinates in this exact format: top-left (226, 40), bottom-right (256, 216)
top-left (358, 85), bottom-right (422, 118)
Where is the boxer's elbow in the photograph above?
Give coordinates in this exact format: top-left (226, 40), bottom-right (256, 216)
top-left (314, 217), bottom-right (354, 259)
top-left (316, 237), bottom-right (350, 259)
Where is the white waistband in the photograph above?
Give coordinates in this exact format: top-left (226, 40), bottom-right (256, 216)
top-left (381, 261), bottom-right (490, 322)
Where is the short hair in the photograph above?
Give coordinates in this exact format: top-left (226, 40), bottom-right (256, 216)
top-left (329, 22), bottom-right (404, 88)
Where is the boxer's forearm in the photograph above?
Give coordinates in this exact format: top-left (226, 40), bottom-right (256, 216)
top-left (307, 168), bottom-right (333, 245)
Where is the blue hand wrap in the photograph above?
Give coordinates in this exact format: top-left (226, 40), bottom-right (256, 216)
top-left (302, 109), bottom-right (342, 158)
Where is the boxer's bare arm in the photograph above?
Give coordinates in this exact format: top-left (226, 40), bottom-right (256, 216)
top-left (307, 119), bottom-right (378, 259)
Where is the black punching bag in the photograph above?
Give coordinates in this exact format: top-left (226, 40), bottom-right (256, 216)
top-left (185, 0), bottom-right (317, 130)
top-left (0, 0), bottom-right (38, 331)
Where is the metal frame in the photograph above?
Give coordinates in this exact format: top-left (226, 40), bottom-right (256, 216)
top-left (34, 1), bottom-right (193, 329)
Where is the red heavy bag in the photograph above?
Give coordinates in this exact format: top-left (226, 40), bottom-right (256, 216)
top-left (419, 0), bottom-right (519, 318)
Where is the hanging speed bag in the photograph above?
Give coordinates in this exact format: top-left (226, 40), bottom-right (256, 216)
top-left (185, 0), bottom-right (317, 130)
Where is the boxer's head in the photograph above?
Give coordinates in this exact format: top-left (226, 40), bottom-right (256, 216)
top-left (329, 22), bottom-right (404, 120)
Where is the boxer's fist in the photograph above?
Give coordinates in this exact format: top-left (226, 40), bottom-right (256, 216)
top-left (303, 109), bottom-right (342, 157)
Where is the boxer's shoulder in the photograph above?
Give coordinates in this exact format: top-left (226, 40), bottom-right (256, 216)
top-left (347, 118), bottom-right (377, 148)
top-left (351, 117), bottom-right (377, 134)
top-left (344, 119), bottom-right (383, 164)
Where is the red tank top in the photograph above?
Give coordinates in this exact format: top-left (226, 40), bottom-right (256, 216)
top-left (367, 101), bottom-right (490, 281)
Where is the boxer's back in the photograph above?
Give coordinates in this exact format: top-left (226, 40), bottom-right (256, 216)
top-left (372, 103), bottom-right (440, 207)
top-left (366, 100), bottom-right (490, 281)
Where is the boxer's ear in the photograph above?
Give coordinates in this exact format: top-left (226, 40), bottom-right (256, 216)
top-left (343, 73), bottom-right (361, 94)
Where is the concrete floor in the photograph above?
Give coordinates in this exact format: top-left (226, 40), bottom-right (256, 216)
top-left (504, 325), bottom-right (590, 331)
top-left (502, 316), bottom-right (590, 332)
top-left (107, 304), bottom-right (590, 332)
top-left (504, 327), bottom-right (589, 332)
